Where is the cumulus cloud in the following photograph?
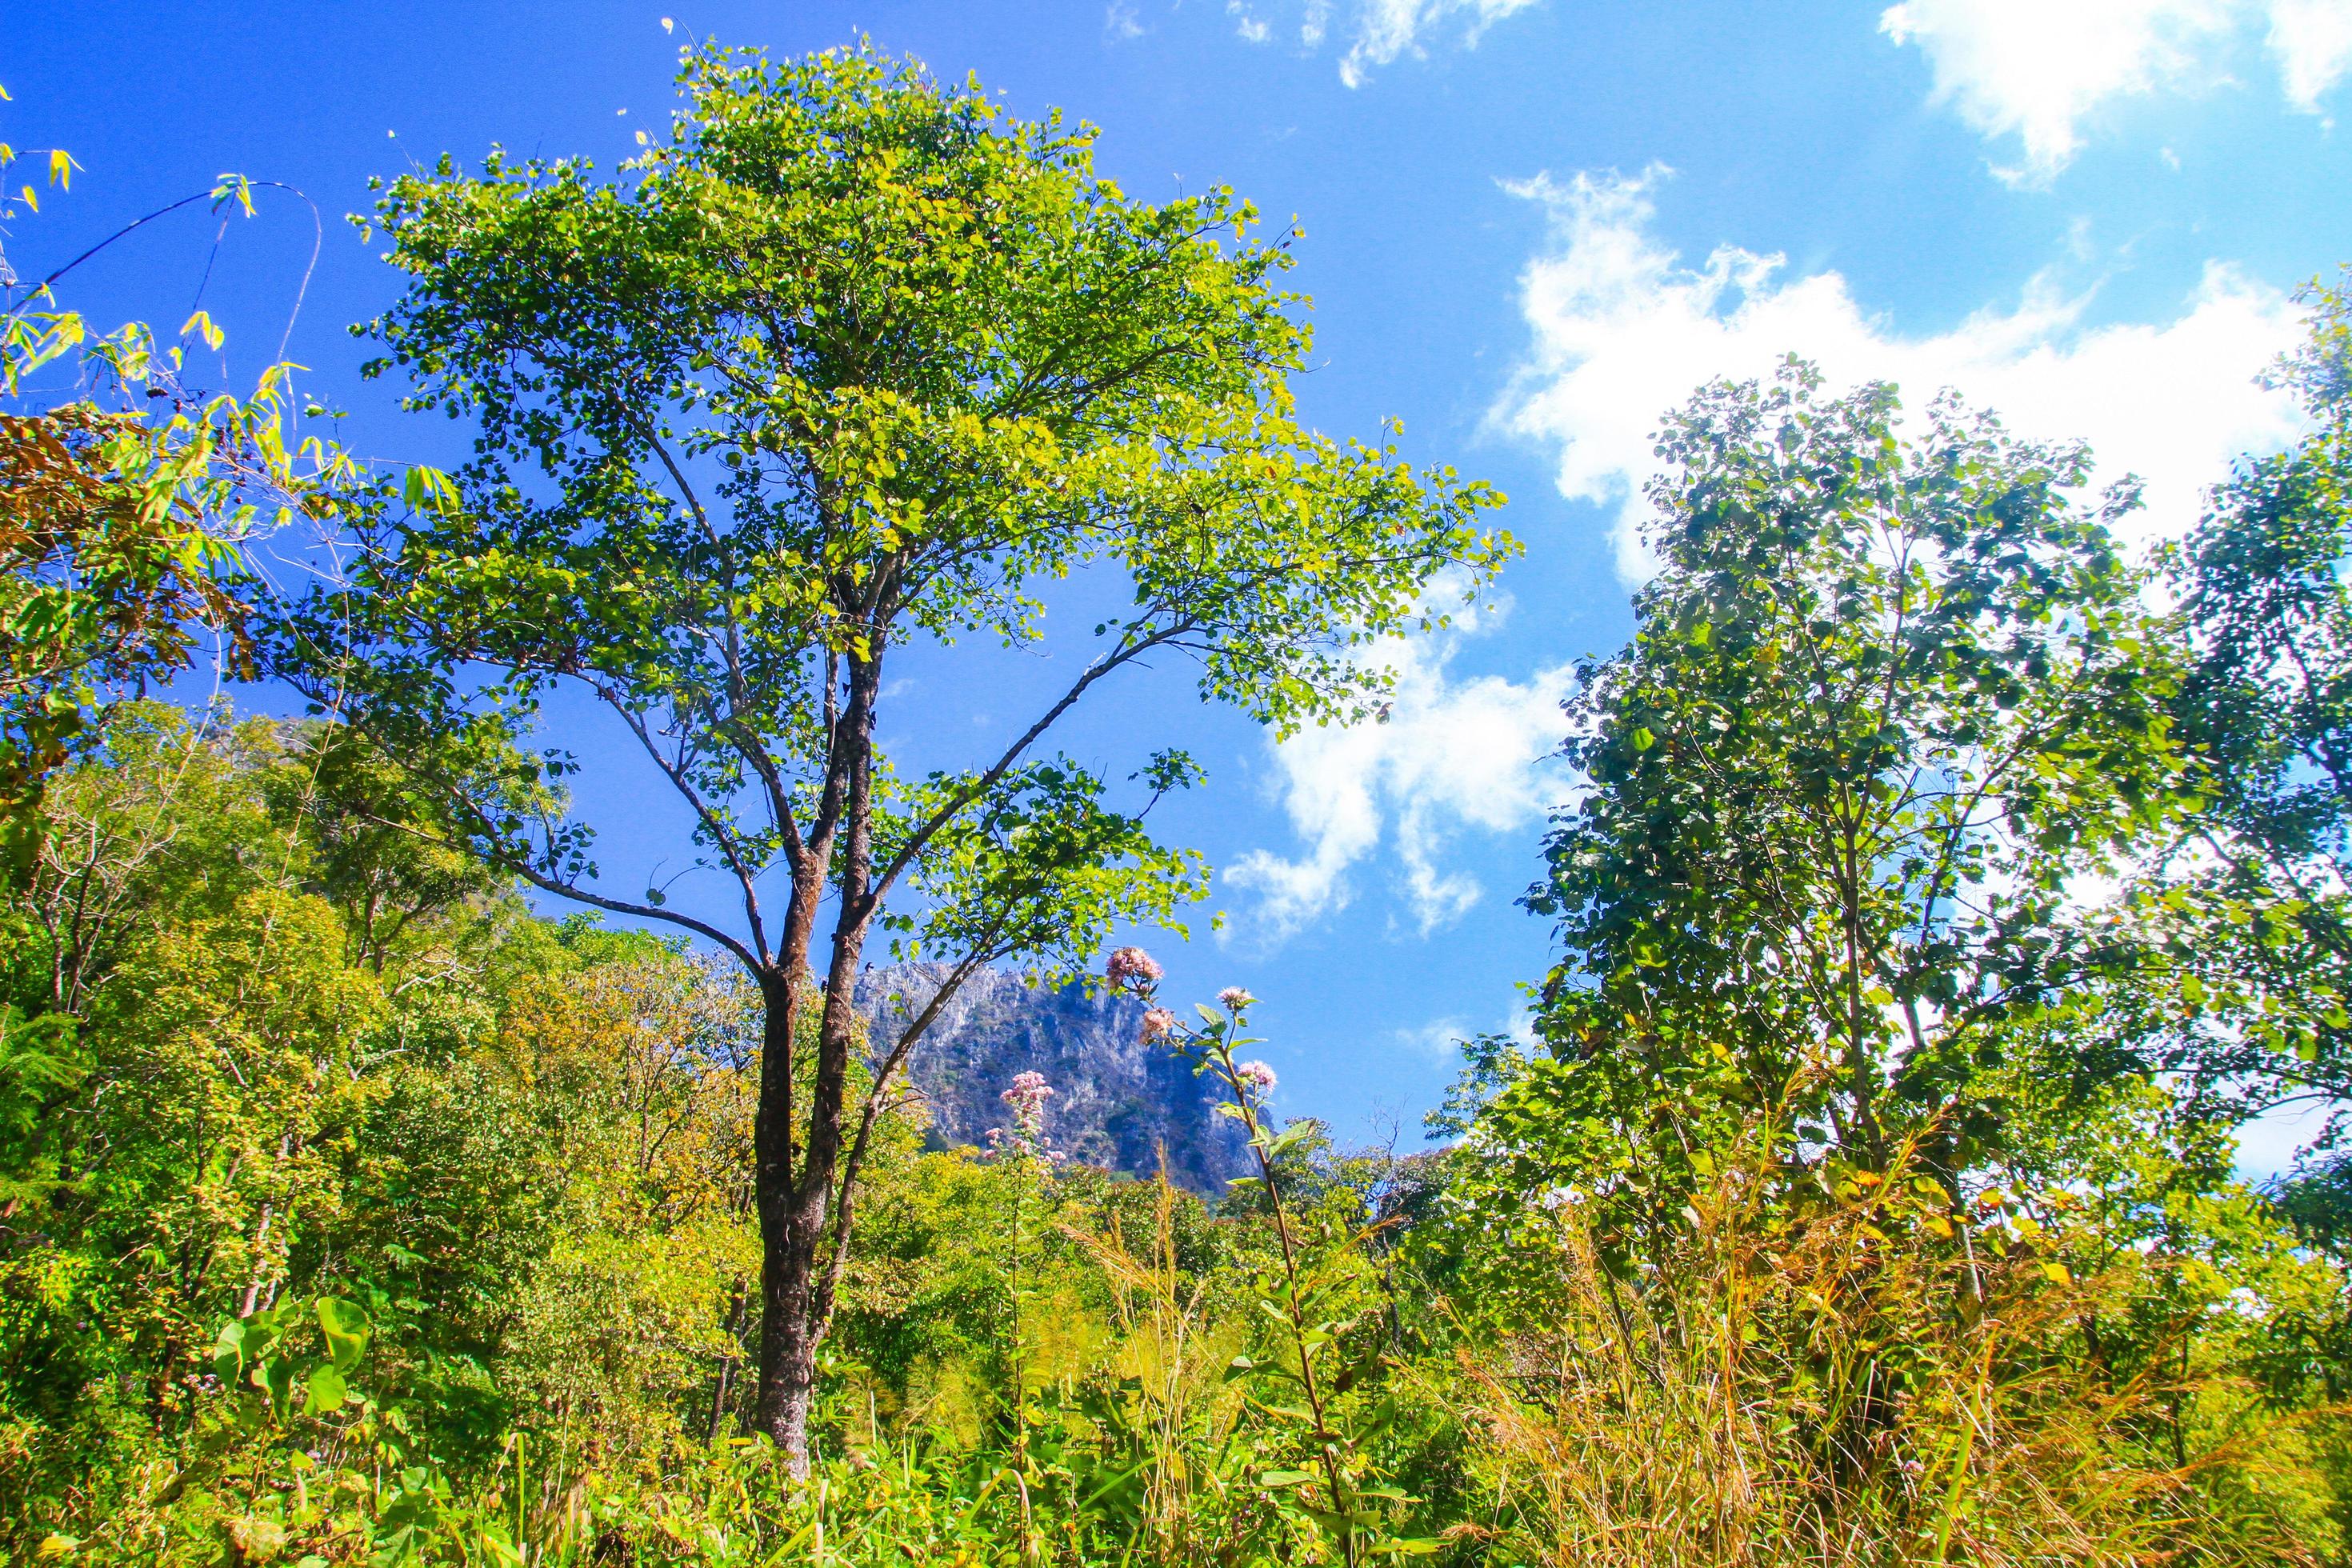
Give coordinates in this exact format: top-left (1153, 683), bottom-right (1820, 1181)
top-left (1881, 0), bottom-right (2352, 181)
top-left (2269, 0), bottom-right (2352, 109)
top-left (1881, 0), bottom-right (2238, 182)
top-left (1226, 623), bottom-right (1576, 943)
top-left (1492, 166), bottom-right (2306, 580)
top-left (1223, 0), bottom-right (1542, 86)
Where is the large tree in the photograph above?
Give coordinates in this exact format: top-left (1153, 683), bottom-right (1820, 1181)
top-left (275, 44), bottom-right (1508, 1462)
top-left (1513, 361), bottom-right (2185, 1224)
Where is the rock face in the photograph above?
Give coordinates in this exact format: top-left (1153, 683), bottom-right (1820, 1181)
top-left (855, 962), bottom-right (1248, 1194)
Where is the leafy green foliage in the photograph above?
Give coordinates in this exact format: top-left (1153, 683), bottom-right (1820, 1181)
top-left (0, 318), bottom-right (349, 870)
top-left (2141, 269), bottom-right (2352, 1112)
top-left (1522, 360), bottom-right (2189, 1246)
top-left (9, 42), bottom-right (2352, 1568)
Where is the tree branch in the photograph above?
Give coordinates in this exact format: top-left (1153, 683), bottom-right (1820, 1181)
top-left (865, 618), bottom-right (1190, 908)
top-left (591, 681), bottom-right (773, 965)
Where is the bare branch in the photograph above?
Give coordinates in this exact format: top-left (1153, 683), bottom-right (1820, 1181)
top-left (866, 618), bottom-right (1191, 908)
top-left (592, 682), bottom-right (773, 964)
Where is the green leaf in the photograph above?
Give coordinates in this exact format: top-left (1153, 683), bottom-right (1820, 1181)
top-left (316, 1297), bottom-right (370, 1370)
top-left (303, 1362), bottom-right (348, 1416)
top-left (1256, 1468), bottom-right (1318, 1489)
top-left (211, 1318), bottom-right (248, 1381)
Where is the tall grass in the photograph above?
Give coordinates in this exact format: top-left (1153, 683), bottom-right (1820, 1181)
top-left (1438, 1135), bottom-right (2338, 1567)
top-left (1062, 1159), bottom-right (1237, 1566)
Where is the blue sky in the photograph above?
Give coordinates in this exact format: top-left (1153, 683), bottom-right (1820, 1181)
top-left (9, 1), bottom-right (2350, 1156)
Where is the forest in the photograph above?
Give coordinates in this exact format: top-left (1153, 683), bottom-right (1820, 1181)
top-left (6, 37), bottom-right (2352, 1568)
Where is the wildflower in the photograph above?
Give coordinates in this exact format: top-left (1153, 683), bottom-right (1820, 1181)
top-left (1217, 986), bottom-right (1256, 1011)
top-left (1106, 946), bottom-right (1163, 992)
top-left (999, 1070), bottom-right (1054, 1115)
top-left (1139, 1006), bottom-right (1178, 1043)
top-left (990, 1072), bottom-right (1058, 1162)
top-left (1234, 1059), bottom-right (1277, 1094)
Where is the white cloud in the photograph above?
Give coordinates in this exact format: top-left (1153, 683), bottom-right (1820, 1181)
top-left (1394, 1015), bottom-right (1474, 1057)
top-left (1339, 0), bottom-right (1543, 86)
top-left (1493, 166), bottom-right (2306, 580)
top-left (1882, 1), bottom-right (2352, 181)
top-left (1106, 2), bottom-right (1146, 41)
top-left (2269, 0), bottom-right (2352, 109)
top-left (1222, 0), bottom-right (1542, 86)
top-left (1226, 626), bottom-right (1576, 942)
top-left (1394, 1006), bottom-right (1538, 1058)
top-left (1882, 0), bottom-right (2238, 182)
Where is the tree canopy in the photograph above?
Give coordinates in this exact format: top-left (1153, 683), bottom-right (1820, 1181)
top-left (274, 42), bottom-right (1511, 1458)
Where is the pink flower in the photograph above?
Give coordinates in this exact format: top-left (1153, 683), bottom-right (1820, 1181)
top-left (1139, 1006), bottom-right (1178, 1044)
top-left (1106, 946), bottom-right (1163, 993)
top-left (991, 1072), bottom-right (1058, 1161)
top-left (1217, 986), bottom-right (1256, 1011)
top-left (999, 1070), bottom-right (1054, 1114)
top-left (1234, 1060), bottom-right (1277, 1094)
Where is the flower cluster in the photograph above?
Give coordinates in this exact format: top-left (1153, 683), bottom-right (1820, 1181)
top-left (1110, 952), bottom-right (1265, 1085)
top-left (1106, 946), bottom-right (1163, 994)
top-left (988, 1070), bottom-right (1063, 1163)
top-left (984, 1124), bottom-right (1066, 1162)
top-left (1000, 1070), bottom-right (1054, 1120)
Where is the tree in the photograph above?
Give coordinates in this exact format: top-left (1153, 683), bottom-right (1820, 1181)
top-left (2151, 270), bottom-right (2352, 1117)
top-left (260, 722), bottom-right (512, 974)
top-left (274, 43), bottom-right (1509, 1463)
top-left (1518, 360), bottom-right (2184, 1225)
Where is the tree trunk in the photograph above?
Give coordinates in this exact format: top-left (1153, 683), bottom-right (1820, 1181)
top-left (754, 1211), bottom-right (822, 1470)
top-left (750, 966), bottom-right (822, 1468)
top-left (706, 1279), bottom-right (748, 1443)
top-left (750, 646), bottom-right (886, 1473)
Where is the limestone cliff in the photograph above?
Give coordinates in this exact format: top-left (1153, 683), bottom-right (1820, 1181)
top-left (854, 962), bottom-right (1249, 1194)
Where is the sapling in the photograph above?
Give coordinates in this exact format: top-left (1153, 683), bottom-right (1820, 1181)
top-left (1111, 949), bottom-right (1424, 1567)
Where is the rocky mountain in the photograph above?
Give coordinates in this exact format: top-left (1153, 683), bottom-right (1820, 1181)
top-left (854, 962), bottom-right (1249, 1194)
